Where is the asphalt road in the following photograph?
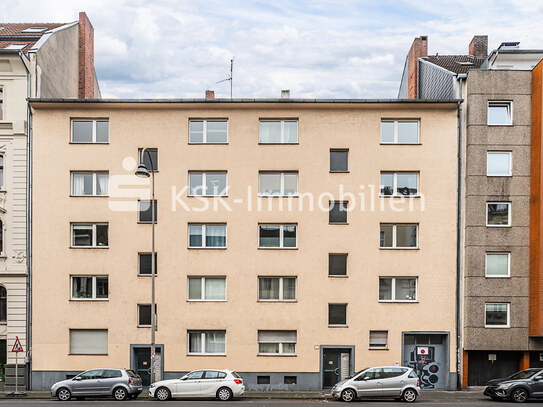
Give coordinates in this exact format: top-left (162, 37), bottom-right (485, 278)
top-left (0, 399), bottom-right (537, 406)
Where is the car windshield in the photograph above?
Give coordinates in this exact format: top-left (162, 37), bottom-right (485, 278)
top-left (508, 370), bottom-right (540, 380)
top-left (126, 370), bottom-right (139, 378)
top-left (232, 372), bottom-right (242, 379)
top-left (351, 368), bottom-right (370, 378)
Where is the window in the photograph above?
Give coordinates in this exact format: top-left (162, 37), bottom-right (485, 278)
top-left (71, 172), bottom-right (109, 196)
top-left (71, 223), bottom-right (108, 247)
top-left (189, 172), bottom-right (227, 196)
top-left (21, 27), bottom-right (47, 33)
top-left (328, 304), bottom-right (347, 326)
top-left (488, 101), bottom-right (512, 125)
top-left (330, 149), bottom-right (348, 172)
top-left (138, 200), bottom-right (158, 223)
top-left (0, 87), bottom-right (3, 120)
top-left (189, 120), bottom-right (228, 143)
top-left (486, 253), bottom-right (510, 277)
top-left (71, 276), bottom-right (108, 300)
top-left (258, 224), bottom-right (297, 248)
top-left (71, 119), bottom-right (109, 143)
top-left (380, 224), bottom-right (418, 248)
top-left (381, 120), bottom-right (419, 144)
top-left (259, 172), bottom-right (298, 196)
top-left (258, 277), bottom-right (296, 301)
top-left (138, 253), bottom-right (157, 275)
top-left (188, 330), bottom-right (226, 354)
top-left (257, 330), bottom-right (296, 355)
top-left (138, 304), bottom-right (157, 327)
top-left (257, 376), bottom-right (270, 384)
top-left (487, 203), bottom-right (511, 227)
top-left (188, 277), bottom-right (226, 301)
top-left (69, 329), bottom-right (108, 354)
top-left (379, 277), bottom-right (417, 302)
top-left (485, 303), bottom-right (510, 327)
top-left (204, 371), bottom-right (227, 379)
top-left (259, 120), bottom-right (298, 143)
top-left (487, 152), bottom-right (512, 176)
top-left (138, 148), bottom-right (158, 172)
top-left (103, 370), bottom-right (122, 378)
top-left (188, 224), bottom-right (227, 248)
top-left (380, 172), bottom-right (419, 196)
top-left (0, 155), bottom-right (3, 188)
top-left (329, 254), bottom-right (347, 276)
top-left (369, 331), bottom-right (388, 349)
top-left (5, 44), bottom-right (27, 50)
top-left (329, 201), bottom-right (348, 224)
top-left (78, 369), bottom-right (104, 380)
top-left (357, 368), bottom-right (383, 381)
top-left (0, 285), bottom-right (6, 322)
top-left (284, 376), bottom-right (297, 384)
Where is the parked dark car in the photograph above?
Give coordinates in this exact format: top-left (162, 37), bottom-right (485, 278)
top-left (50, 368), bottom-right (143, 401)
top-left (484, 368), bottom-right (543, 403)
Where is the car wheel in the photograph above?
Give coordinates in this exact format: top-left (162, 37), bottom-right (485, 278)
top-left (511, 388), bottom-right (528, 403)
top-left (341, 388), bottom-right (356, 402)
top-left (217, 387), bottom-right (233, 401)
top-left (113, 387), bottom-right (128, 401)
top-left (402, 388), bottom-right (418, 403)
top-left (155, 387), bottom-right (171, 401)
top-left (57, 388), bottom-right (71, 401)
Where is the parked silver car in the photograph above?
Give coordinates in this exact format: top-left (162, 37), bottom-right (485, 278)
top-left (50, 368), bottom-right (143, 401)
top-left (331, 366), bottom-right (420, 403)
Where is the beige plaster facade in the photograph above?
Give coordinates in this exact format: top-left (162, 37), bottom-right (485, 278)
top-left (30, 100), bottom-right (458, 390)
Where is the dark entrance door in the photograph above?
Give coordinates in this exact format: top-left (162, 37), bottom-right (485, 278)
top-left (323, 350), bottom-right (341, 388)
top-left (133, 347), bottom-right (161, 387)
top-left (468, 351), bottom-right (521, 386)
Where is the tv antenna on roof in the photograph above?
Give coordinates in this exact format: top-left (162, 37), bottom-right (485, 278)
top-left (217, 57), bottom-right (234, 99)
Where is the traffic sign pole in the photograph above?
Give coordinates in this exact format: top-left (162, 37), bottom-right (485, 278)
top-left (10, 336), bottom-right (25, 395)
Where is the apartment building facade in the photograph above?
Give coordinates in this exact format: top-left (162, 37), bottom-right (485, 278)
top-left (0, 12), bottom-right (99, 389)
top-left (399, 35), bottom-right (543, 386)
top-left (29, 98), bottom-right (459, 391)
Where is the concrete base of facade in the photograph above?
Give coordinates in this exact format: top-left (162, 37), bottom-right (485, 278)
top-left (4, 364), bottom-right (28, 391)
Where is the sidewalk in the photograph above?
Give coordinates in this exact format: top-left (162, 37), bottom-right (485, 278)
top-left (2, 388), bottom-right (486, 400)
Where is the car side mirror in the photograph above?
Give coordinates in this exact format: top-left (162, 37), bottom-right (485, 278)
top-left (73, 376), bottom-right (82, 381)
top-left (363, 376), bottom-right (370, 381)
top-left (181, 377), bottom-right (188, 381)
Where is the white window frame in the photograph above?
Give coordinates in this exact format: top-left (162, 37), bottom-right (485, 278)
top-left (380, 172), bottom-right (419, 196)
top-left (187, 330), bottom-right (226, 355)
top-left (485, 252), bottom-right (511, 278)
top-left (70, 223), bottom-right (109, 248)
top-left (485, 303), bottom-right (510, 328)
top-left (257, 276), bottom-right (297, 302)
top-left (187, 276), bottom-right (227, 301)
top-left (378, 277), bottom-right (418, 302)
top-left (258, 172), bottom-right (299, 196)
top-left (188, 224), bottom-right (227, 248)
top-left (71, 172), bottom-right (109, 196)
top-left (189, 119), bottom-right (228, 144)
top-left (70, 275), bottom-right (108, 300)
top-left (369, 330), bottom-right (388, 349)
top-left (258, 224), bottom-right (297, 249)
top-left (488, 101), bottom-right (513, 126)
top-left (71, 119), bottom-right (109, 143)
top-left (486, 151), bottom-right (512, 177)
top-left (259, 120), bottom-right (298, 144)
top-left (486, 202), bottom-right (511, 227)
top-left (380, 224), bottom-right (418, 249)
top-left (188, 171), bottom-right (228, 196)
top-left (380, 120), bottom-right (420, 144)
top-left (257, 331), bottom-right (297, 356)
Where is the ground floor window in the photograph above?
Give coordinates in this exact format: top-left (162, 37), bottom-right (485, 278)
top-left (69, 329), bottom-right (108, 354)
top-left (257, 330), bottom-right (296, 355)
top-left (485, 303), bottom-right (510, 327)
top-left (188, 330), bottom-right (226, 355)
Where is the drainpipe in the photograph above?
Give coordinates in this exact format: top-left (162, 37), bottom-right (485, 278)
top-left (19, 50), bottom-right (32, 390)
top-left (456, 73), bottom-right (466, 390)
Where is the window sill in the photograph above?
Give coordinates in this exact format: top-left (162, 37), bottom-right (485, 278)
top-left (487, 124), bottom-right (513, 127)
top-left (138, 222), bottom-right (158, 225)
top-left (329, 222), bottom-right (348, 225)
top-left (380, 143), bottom-right (421, 146)
top-left (328, 324), bottom-right (348, 328)
top-left (69, 246), bottom-right (109, 249)
top-left (187, 353), bottom-right (227, 356)
top-left (187, 299), bottom-right (227, 302)
top-left (258, 143), bottom-right (299, 145)
top-left (70, 299), bottom-right (109, 302)
top-left (485, 275), bottom-right (511, 279)
top-left (69, 353), bottom-right (108, 356)
top-left (138, 325), bottom-right (152, 328)
top-left (188, 143), bottom-right (229, 145)
top-left (69, 142), bottom-right (109, 145)
top-left (138, 274), bottom-right (158, 277)
top-left (188, 195), bottom-right (229, 198)
top-left (70, 195), bottom-right (109, 198)
top-left (188, 247), bottom-right (227, 250)
top-left (258, 195), bottom-right (299, 198)
top-left (484, 325), bottom-right (510, 329)
top-left (378, 300), bottom-right (418, 303)
top-left (328, 275), bottom-right (348, 278)
top-left (257, 300), bottom-right (298, 303)
top-left (380, 195), bottom-right (421, 199)
top-left (369, 347), bottom-right (389, 351)
top-left (257, 353), bottom-right (297, 357)
top-left (258, 247), bottom-right (298, 250)
top-left (330, 171), bottom-right (350, 173)
top-left (487, 175), bottom-right (512, 178)
top-left (486, 225), bottom-right (511, 228)
top-left (379, 247), bottom-right (419, 250)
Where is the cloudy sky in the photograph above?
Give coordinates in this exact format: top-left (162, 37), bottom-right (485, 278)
top-left (2, 0), bottom-right (542, 99)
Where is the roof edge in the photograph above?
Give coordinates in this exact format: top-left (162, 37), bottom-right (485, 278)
top-left (28, 98), bottom-right (462, 104)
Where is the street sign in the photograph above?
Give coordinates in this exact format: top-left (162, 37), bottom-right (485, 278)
top-left (11, 336), bottom-right (24, 353)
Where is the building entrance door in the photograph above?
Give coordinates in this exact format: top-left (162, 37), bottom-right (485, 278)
top-left (133, 347), bottom-right (162, 387)
top-left (322, 349), bottom-right (351, 389)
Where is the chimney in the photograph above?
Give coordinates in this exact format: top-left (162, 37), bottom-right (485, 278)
top-left (407, 36), bottom-right (428, 99)
top-left (78, 12), bottom-right (95, 98)
top-left (281, 90), bottom-right (290, 99)
top-left (469, 35), bottom-right (488, 57)
top-left (205, 90), bottom-right (215, 99)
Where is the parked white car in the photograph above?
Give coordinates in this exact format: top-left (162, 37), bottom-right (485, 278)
top-left (149, 369), bottom-right (245, 401)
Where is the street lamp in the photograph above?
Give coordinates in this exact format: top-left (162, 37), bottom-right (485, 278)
top-left (135, 148), bottom-right (156, 386)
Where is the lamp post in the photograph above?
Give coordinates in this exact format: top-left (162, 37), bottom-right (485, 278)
top-left (135, 148), bottom-right (156, 385)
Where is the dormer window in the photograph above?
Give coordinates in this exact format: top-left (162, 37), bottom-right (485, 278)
top-left (21, 27), bottom-right (47, 33)
top-left (5, 44), bottom-right (27, 50)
